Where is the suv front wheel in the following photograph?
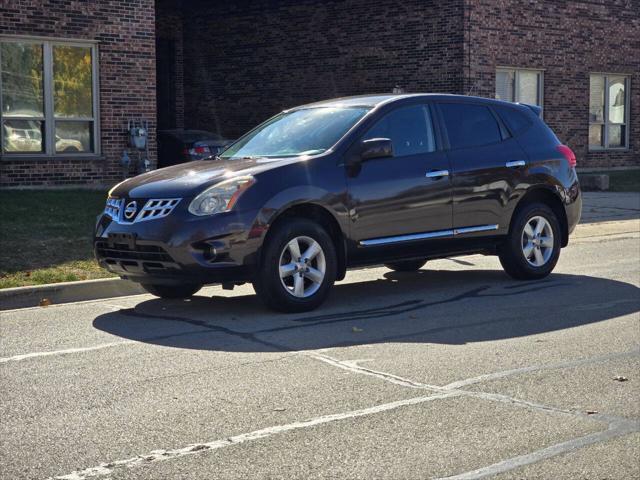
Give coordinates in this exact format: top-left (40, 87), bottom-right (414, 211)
top-left (253, 218), bottom-right (337, 312)
top-left (499, 202), bottom-right (561, 280)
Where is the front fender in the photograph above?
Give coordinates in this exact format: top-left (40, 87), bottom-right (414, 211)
top-left (249, 185), bottom-right (350, 240)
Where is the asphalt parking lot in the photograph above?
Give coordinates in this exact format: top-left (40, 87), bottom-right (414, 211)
top-left (1, 193), bottom-right (639, 480)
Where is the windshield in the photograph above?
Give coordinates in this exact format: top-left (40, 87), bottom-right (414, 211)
top-left (220, 107), bottom-right (369, 159)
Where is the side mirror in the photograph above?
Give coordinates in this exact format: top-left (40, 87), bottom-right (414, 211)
top-left (360, 138), bottom-right (393, 161)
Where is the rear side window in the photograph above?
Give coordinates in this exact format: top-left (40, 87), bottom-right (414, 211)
top-left (494, 105), bottom-right (532, 134)
top-left (363, 105), bottom-right (436, 157)
top-left (438, 103), bottom-right (502, 149)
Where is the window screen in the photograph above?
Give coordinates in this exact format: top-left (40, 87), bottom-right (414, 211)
top-left (439, 103), bottom-right (502, 149)
top-left (363, 105), bottom-right (435, 157)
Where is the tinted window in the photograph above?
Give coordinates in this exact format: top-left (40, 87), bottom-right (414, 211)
top-left (494, 105), bottom-right (532, 134)
top-left (439, 103), bottom-right (502, 149)
top-left (363, 105), bottom-right (436, 157)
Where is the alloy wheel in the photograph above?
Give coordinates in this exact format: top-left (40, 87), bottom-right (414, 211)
top-left (278, 236), bottom-right (326, 298)
top-left (521, 215), bottom-right (554, 267)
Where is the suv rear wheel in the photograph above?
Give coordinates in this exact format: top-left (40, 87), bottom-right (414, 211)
top-left (384, 259), bottom-right (427, 272)
top-left (141, 283), bottom-right (202, 299)
top-left (499, 202), bottom-right (561, 280)
top-left (253, 218), bottom-right (337, 312)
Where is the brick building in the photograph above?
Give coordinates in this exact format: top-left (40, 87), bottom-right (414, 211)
top-left (1, 0), bottom-right (637, 187)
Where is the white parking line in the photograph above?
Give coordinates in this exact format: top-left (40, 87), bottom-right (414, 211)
top-left (438, 420), bottom-right (639, 480)
top-left (307, 352), bottom-right (439, 390)
top-left (43, 347), bottom-right (639, 479)
top-left (307, 352), bottom-right (626, 422)
top-left (442, 349), bottom-right (639, 390)
top-left (48, 390), bottom-right (459, 480)
top-left (306, 351), bottom-right (639, 479)
top-left (0, 341), bottom-right (134, 364)
top-left (307, 351), bottom-right (640, 475)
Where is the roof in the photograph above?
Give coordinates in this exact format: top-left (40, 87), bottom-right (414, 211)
top-left (289, 93), bottom-right (524, 110)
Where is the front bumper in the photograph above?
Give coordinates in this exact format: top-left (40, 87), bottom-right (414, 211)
top-left (94, 206), bottom-right (264, 286)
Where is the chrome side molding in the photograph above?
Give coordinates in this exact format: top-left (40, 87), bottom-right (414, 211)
top-left (360, 229), bottom-right (453, 246)
top-left (360, 224), bottom-right (499, 247)
top-left (453, 224), bottom-right (499, 235)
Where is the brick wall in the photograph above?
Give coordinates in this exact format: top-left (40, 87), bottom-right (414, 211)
top-left (464, 0), bottom-right (639, 168)
top-left (156, 0), bottom-right (184, 129)
top-left (0, 0), bottom-right (157, 187)
top-left (182, 0), bottom-right (465, 139)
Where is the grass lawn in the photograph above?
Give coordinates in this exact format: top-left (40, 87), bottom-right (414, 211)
top-left (0, 190), bottom-right (115, 289)
top-left (605, 169), bottom-right (640, 192)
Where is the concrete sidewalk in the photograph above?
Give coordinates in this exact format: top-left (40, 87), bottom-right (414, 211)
top-left (581, 192), bottom-right (640, 223)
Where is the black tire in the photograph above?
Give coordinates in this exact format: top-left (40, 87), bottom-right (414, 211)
top-left (141, 283), bottom-right (202, 299)
top-left (498, 202), bottom-right (561, 280)
top-left (253, 217), bottom-right (337, 313)
top-left (384, 259), bottom-right (427, 272)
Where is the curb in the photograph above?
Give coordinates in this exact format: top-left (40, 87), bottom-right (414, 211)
top-left (0, 278), bottom-right (147, 311)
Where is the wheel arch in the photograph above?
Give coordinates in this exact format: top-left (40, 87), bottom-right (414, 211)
top-left (510, 187), bottom-right (569, 247)
top-left (260, 202), bottom-right (348, 281)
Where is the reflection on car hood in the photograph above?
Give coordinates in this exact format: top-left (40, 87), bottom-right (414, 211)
top-left (110, 156), bottom-right (299, 198)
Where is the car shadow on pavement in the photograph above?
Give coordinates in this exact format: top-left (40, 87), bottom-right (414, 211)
top-left (93, 269), bottom-right (640, 352)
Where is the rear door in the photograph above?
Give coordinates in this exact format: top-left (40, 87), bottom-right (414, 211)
top-left (436, 101), bottom-right (528, 236)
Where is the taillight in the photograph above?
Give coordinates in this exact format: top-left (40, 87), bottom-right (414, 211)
top-left (185, 146), bottom-right (211, 157)
top-left (556, 145), bottom-right (576, 168)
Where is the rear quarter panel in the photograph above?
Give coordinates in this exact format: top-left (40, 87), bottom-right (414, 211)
top-left (502, 119), bottom-right (581, 232)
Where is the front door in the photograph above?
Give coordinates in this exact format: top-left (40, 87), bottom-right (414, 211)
top-left (346, 104), bottom-right (453, 254)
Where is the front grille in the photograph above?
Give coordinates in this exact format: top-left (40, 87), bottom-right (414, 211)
top-left (103, 197), bottom-right (181, 223)
top-left (105, 197), bottom-right (122, 221)
top-left (137, 198), bottom-right (181, 222)
top-left (95, 241), bottom-right (174, 262)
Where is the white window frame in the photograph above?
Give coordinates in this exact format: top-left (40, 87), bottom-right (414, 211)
top-left (589, 73), bottom-right (630, 151)
top-left (496, 67), bottom-right (544, 110)
top-left (0, 35), bottom-right (100, 159)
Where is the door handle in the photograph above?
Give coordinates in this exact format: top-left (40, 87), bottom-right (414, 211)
top-left (426, 169), bottom-right (449, 178)
top-left (506, 160), bottom-right (526, 168)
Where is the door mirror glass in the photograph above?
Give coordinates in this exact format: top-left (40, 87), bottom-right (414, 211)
top-left (361, 138), bottom-right (393, 160)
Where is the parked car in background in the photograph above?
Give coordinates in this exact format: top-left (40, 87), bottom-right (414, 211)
top-left (3, 122), bottom-right (84, 153)
top-left (96, 94), bottom-right (581, 312)
top-left (157, 129), bottom-right (233, 168)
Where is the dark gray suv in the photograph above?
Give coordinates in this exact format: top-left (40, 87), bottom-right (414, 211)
top-left (95, 94), bottom-right (582, 312)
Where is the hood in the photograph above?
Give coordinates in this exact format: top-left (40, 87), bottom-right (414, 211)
top-left (110, 156), bottom-right (298, 199)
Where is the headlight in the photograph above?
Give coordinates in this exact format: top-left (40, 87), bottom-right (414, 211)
top-left (188, 175), bottom-right (255, 216)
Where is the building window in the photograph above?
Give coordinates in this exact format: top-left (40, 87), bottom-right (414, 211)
top-left (496, 68), bottom-right (544, 108)
top-left (589, 74), bottom-right (629, 150)
top-left (0, 38), bottom-right (99, 156)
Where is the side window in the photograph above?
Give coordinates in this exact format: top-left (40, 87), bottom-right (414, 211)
top-left (439, 103), bottom-right (502, 149)
top-left (494, 105), bottom-right (532, 135)
top-left (363, 105), bottom-right (436, 157)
